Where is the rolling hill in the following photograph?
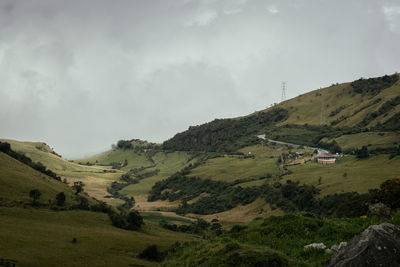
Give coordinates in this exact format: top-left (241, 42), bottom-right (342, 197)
top-left (2, 73), bottom-right (399, 226)
top-left (0, 143), bottom-right (195, 266)
top-left (1, 73), bottom-right (400, 266)
top-left (163, 73), bottom-right (400, 153)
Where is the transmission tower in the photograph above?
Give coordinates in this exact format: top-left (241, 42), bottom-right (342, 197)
top-left (320, 98), bottom-right (326, 125)
top-left (281, 82), bottom-right (286, 102)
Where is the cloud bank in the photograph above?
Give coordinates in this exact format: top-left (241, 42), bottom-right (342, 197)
top-left (0, 0), bottom-right (399, 158)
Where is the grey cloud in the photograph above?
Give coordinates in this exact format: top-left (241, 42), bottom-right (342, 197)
top-left (0, 0), bottom-right (399, 158)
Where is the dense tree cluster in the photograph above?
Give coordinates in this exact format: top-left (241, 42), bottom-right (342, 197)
top-left (149, 164), bottom-right (400, 218)
top-left (351, 74), bottom-right (399, 95)
top-left (162, 108), bottom-right (288, 152)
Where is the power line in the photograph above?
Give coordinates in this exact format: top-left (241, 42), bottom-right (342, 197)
top-left (281, 82), bottom-right (286, 102)
top-left (320, 98), bottom-right (326, 125)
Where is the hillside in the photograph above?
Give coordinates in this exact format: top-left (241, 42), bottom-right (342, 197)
top-left (1, 139), bottom-right (124, 205)
top-left (163, 73), bottom-right (400, 153)
top-left (0, 151), bottom-right (77, 207)
top-left (0, 142), bottom-right (195, 266)
top-left (163, 212), bottom-right (400, 266)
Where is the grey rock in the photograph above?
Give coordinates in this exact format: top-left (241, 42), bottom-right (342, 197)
top-left (368, 203), bottom-right (391, 219)
top-left (304, 242), bottom-right (326, 250)
top-left (325, 248), bottom-right (334, 254)
top-left (326, 223), bottom-right (400, 267)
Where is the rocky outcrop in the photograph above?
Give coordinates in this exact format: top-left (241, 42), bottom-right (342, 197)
top-left (304, 243), bottom-right (326, 250)
top-left (327, 223), bottom-right (400, 267)
top-left (368, 203), bottom-right (391, 219)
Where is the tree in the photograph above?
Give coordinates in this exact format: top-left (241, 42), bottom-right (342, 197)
top-left (126, 210), bottom-right (144, 230)
top-left (29, 189), bottom-right (41, 204)
top-left (56, 192), bottom-right (66, 206)
top-left (357, 146), bottom-right (369, 159)
top-left (72, 181), bottom-right (85, 195)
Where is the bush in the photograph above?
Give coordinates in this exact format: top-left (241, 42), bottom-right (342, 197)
top-left (138, 245), bottom-right (165, 262)
top-left (56, 192), bottom-right (66, 206)
top-left (108, 210), bottom-right (144, 231)
top-left (356, 146), bottom-right (369, 159)
top-left (29, 189), bottom-right (41, 204)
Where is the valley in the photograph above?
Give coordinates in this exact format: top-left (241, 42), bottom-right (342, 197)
top-left (1, 73), bottom-right (400, 266)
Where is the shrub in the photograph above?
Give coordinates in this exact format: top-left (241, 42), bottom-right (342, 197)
top-left (138, 245), bottom-right (165, 262)
top-left (29, 189), bottom-right (41, 204)
top-left (56, 192), bottom-right (66, 206)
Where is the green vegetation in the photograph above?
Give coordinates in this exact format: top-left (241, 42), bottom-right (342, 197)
top-left (0, 207), bottom-right (192, 266)
top-left (188, 155), bottom-right (280, 183)
top-left (164, 212), bottom-right (400, 266)
top-left (321, 131), bottom-right (400, 153)
top-left (351, 74), bottom-right (399, 95)
top-left (283, 155), bottom-right (400, 196)
top-left (2, 73), bottom-right (400, 265)
top-left (1, 139), bottom-right (123, 204)
top-left (0, 143), bottom-right (194, 266)
top-left (163, 108), bottom-right (288, 152)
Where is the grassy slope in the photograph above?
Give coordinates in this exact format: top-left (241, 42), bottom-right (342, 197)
top-left (0, 148), bottom-right (194, 266)
top-left (283, 154), bottom-right (400, 196)
top-left (0, 207), bottom-right (193, 267)
top-left (188, 156), bottom-right (279, 183)
top-left (274, 76), bottom-right (400, 128)
top-left (120, 151), bottom-right (193, 197)
top-left (85, 148), bottom-right (194, 198)
top-left (1, 139), bottom-right (196, 212)
top-left (321, 131), bottom-right (400, 151)
top-left (0, 152), bottom-right (77, 206)
top-left (189, 198), bottom-right (284, 227)
top-left (1, 139), bottom-right (123, 205)
top-left (77, 148), bottom-right (154, 170)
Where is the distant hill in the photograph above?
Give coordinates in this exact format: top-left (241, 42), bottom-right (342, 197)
top-left (163, 73), bottom-right (400, 153)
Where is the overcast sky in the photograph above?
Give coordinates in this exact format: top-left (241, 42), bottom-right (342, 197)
top-left (1, 0), bottom-right (399, 158)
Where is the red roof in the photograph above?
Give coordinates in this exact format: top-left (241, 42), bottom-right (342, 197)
top-left (317, 153), bottom-right (337, 158)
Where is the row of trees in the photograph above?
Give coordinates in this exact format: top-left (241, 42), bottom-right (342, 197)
top-left (29, 189), bottom-right (65, 206)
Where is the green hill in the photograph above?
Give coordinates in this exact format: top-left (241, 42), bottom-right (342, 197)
top-left (1, 139), bottom-right (124, 205)
top-left (0, 142), bottom-right (194, 266)
top-left (163, 73), bottom-right (400, 153)
top-left (144, 74), bottom-right (400, 222)
top-left (0, 151), bottom-right (77, 207)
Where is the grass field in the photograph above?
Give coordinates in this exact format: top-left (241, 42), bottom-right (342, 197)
top-left (189, 198), bottom-right (284, 227)
top-left (269, 76), bottom-right (400, 128)
top-left (0, 207), bottom-right (194, 267)
top-left (283, 154), bottom-right (400, 196)
top-left (187, 144), bottom-right (312, 184)
top-left (1, 139), bottom-right (196, 210)
top-left (76, 148), bottom-right (154, 171)
top-left (1, 139), bottom-right (123, 204)
top-left (0, 152), bottom-right (77, 206)
top-left (321, 131), bottom-right (400, 152)
top-left (120, 151), bottom-right (194, 197)
top-left (188, 156), bottom-right (280, 183)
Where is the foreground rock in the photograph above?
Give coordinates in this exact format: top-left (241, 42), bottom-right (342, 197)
top-left (327, 223), bottom-right (400, 267)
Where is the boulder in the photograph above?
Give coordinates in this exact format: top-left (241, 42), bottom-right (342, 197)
top-left (304, 243), bottom-right (326, 250)
top-left (326, 223), bottom-right (400, 267)
top-left (331, 242), bottom-right (347, 252)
